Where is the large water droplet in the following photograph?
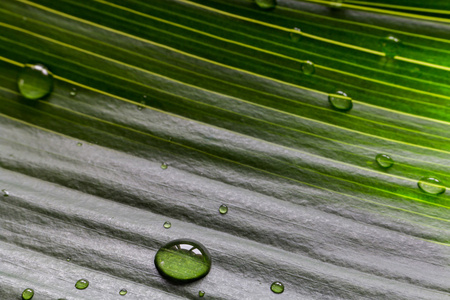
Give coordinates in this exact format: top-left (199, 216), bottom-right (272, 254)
top-left (163, 221), bottom-right (171, 229)
top-left (199, 290), bottom-right (205, 297)
top-left (375, 154), bottom-right (394, 168)
top-left (17, 64), bottom-right (54, 100)
top-left (328, 91), bottom-right (352, 112)
top-left (271, 281), bottom-right (284, 294)
top-left (255, 0), bottom-right (277, 10)
top-left (22, 288), bottom-right (34, 300)
top-left (2, 189), bottom-right (9, 197)
top-left (219, 204), bottom-right (228, 215)
top-left (418, 177), bottom-right (446, 195)
top-left (75, 279), bottom-right (89, 290)
top-left (301, 61), bottom-right (315, 75)
top-left (119, 289), bottom-right (127, 296)
top-left (380, 36), bottom-right (400, 58)
top-left (290, 27), bottom-right (302, 42)
top-left (154, 239), bottom-right (212, 282)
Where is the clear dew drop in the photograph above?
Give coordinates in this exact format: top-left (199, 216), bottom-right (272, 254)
top-left (219, 204), bottom-right (228, 215)
top-left (154, 239), bottom-right (212, 282)
top-left (137, 100), bottom-right (146, 111)
top-left (17, 64), bottom-right (54, 100)
top-left (119, 289), bottom-right (128, 296)
top-left (161, 162), bottom-right (168, 170)
top-left (290, 27), bottom-right (302, 42)
top-left (301, 61), bottom-right (315, 75)
top-left (255, 0), bottom-right (277, 10)
top-left (66, 257), bottom-right (71, 262)
top-left (2, 189), bottom-right (9, 197)
top-left (375, 154), bottom-right (394, 168)
top-left (75, 279), bottom-right (89, 290)
top-left (329, 0), bottom-right (344, 9)
top-left (380, 36), bottom-right (400, 58)
top-left (199, 290), bottom-right (205, 297)
top-left (328, 91), bottom-right (352, 112)
top-left (22, 288), bottom-right (34, 300)
top-left (418, 177), bottom-right (446, 195)
top-left (271, 281), bottom-right (284, 294)
top-left (70, 88), bottom-right (77, 97)
top-left (163, 221), bottom-right (172, 229)
top-left (77, 142), bottom-right (82, 147)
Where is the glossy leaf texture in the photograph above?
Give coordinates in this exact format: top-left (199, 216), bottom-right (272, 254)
top-left (0, 0), bottom-right (449, 299)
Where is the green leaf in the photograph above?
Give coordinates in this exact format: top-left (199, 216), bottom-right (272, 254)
top-left (1, 0), bottom-right (449, 299)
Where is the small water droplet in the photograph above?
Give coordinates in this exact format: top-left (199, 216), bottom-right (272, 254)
top-left (77, 142), bottom-right (82, 147)
top-left (137, 100), bottom-right (146, 111)
top-left (290, 27), bottom-right (302, 42)
top-left (154, 239), bottom-right (212, 282)
top-left (255, 0), bottom-right (276, 10)
top-left (328, 91), bottom-right (352, 112)
top-left (66, 257), bottom-right (71, 262)
top-left (219, 204), bottom-right (228, 215)
top-left (70, 87), bottom-right (77, 97)
top-left (380, 36), bottom-right (400, 58)
top-left (161, 163), bottom-right (168, 170)
top-left (163, 221), bottom-right (171, 229)
top-left (199, 290), bottom-right (205, 297)
top-left (2, 189), bottom-right (9, 197)
top-left (270, 281), bottom-right (284, 294)
top-left (22, 288), bottom-right (34, 300)
top-left (329, 0), bottom-right (343, 9)
top-left (418, 177), bottom-right (446, 195)
top-left (301, 61), bottom-right (315, 75)
top-left (375, 154), bottom-right (394, 168)
top-left (17, 64), bottom-right (54, 100)
top-left (119, 289), bottom-right (127, 296)
top-left (75, 279), bottom-right (89, 290)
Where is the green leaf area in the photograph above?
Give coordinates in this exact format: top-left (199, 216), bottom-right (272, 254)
top-left (0, 0), bottom-right (449, 299)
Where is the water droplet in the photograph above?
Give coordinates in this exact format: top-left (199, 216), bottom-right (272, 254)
top-left (119, 289), bottom-right (127, 296)
top-left (154, 239), bottom-right (212, 282)
top-left (255, 0), bottom-right (276, 10)
top-left (137, 100), bottom-right (146, 111)
top-left (219, 204), bottom-right (228, 215)
top-left (77, 142), bottom-right (82, 147)
top-left (70, 87), bottom-right (77, 97)
top-left (163, 221), bottom-right (171, 229)
top-left (66, 257), bottom-right (71, 262)
top-left (270, 281), bottom-right (284, 294)
top-left (199, 290), bottom-right (205, 297)
top-left (290, 27), bottom-right (302, 42)
top-left (328, 91), bottom-right (352, 112)
top-left (380, 36), bottom-right (400, 58)
top-left (22, 288), bottom-right (34, 300)
top-left (17, 64), bottom-right (54, 100)
top-left (301, 61), bottom-right (315, 75)
top-left (161, 163), bottom-right (168, 170)
top-left (329, 0), bottom-right (343, 9)
top-left (418, 177), bottom-right (446, 195)
top-left (75, 279), bottom-right (89, 290)
top-left (375, 154), bottom-right (394, 168)
top-left (2, 189), bottom-right (9, 197)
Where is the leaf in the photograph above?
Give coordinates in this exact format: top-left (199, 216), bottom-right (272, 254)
top-left (1, 0), bottom-right (449, 299)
